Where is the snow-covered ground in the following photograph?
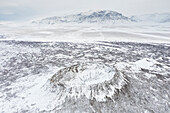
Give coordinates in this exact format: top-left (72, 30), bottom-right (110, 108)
top-left (0, 22), bottom-right (170, 113)
top-left (0, 23), bottom-right (170, 43)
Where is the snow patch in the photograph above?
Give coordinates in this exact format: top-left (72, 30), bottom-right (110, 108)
top-left (135, 58), bottom-right (157, 69)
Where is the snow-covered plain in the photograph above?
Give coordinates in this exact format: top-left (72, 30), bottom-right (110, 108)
top-left (0, 22), bottom-right (170, 43)
top-left (0, 22), bottom-right (170, 113)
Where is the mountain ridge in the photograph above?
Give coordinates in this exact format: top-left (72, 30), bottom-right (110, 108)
top-left (32, 10), bottom-right (170, 25)
top-left (32, 10), bottom-right (135, 25)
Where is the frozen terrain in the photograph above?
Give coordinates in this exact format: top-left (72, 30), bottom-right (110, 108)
top-left (0, 40), bottom-right (169, 113)
top-left (0, 11), bottom-right (170, 112)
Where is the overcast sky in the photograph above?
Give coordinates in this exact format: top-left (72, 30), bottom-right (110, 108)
top-left (0, 0), bottom-right (170, 21)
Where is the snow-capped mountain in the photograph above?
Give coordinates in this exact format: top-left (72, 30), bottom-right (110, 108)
top-left (32, 10), bottom-right (170, 25)
top-left (32, 10), bottom-right (135, 24)
top-left (131, 12), bottom-right (170, 23)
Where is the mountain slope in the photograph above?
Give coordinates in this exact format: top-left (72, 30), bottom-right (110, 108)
top-left (32, 10), bottom-right (135, 24)
top-left (131, 12), bottom-right (170, 23)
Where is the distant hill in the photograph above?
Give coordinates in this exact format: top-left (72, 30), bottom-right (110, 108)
top-left (131, 12), bottom-right (170, 23)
